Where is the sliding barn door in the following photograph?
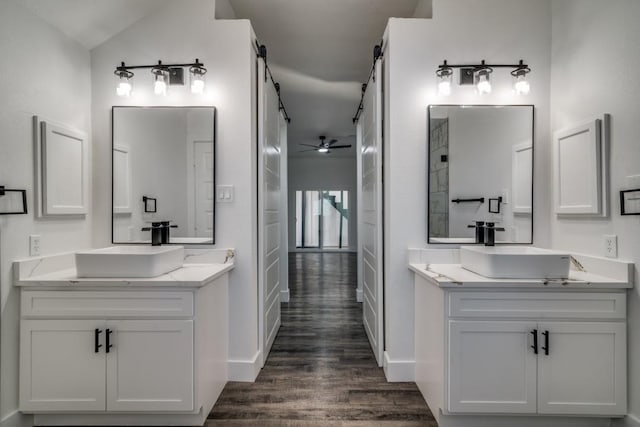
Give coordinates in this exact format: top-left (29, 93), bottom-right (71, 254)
top-left (258, 60), bottom-right (282, 367)
top-left (359, 60), bottom-right (384, 366)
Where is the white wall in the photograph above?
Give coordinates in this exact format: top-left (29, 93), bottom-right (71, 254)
top-left (548, 1), bottom-right (640, 424)
top-left (287, 157), bottom-right (358, 251)
top-left (91, 0), bottom-right (260, 379)
top-left (0, 1), bottom-right (93, 424)
top-left (383, 0), bottom-right (551, 378)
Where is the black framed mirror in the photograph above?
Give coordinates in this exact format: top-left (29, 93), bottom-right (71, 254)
top-left (112, 106), bottom-right (216, 245)
top-left (428, 105), bottom-right (534, 244)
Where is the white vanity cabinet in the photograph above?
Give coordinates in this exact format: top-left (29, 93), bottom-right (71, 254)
top-left (20, 318), bottom-right (194, 412)
top-left (15, 258), bottom-right (231, 427)
top-left (411, 258), bottom-right (633, 427)
top-left (20, 291), bottom-right (197, 413)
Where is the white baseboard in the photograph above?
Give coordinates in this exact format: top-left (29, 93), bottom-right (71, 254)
top-left (439, 411), bottom-right (613, 427)
top-left (356, 288), bottom-right (363, 302)
top-left (1, 411), bottom-right (32, 427)
top-left (613, 414), bottom-right (640, 427)
top-left (383, 351), bottom-right (415, 382)
top-left (228, 350), bottom-right (262, 382)
top-left (280, 289), bottom-right (290, 303)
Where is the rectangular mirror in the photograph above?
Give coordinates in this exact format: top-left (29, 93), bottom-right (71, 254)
top-left (112, 106), bottom-right (216, 245)
top-left (428, 105), bottom-right (533, 244)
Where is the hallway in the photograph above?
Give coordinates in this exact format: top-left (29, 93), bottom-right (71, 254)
top-left (208, 252), bottom-right (436, 426)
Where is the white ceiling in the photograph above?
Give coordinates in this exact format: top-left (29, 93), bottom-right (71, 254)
top-left (16, 0), bottom-right (171, 49)
top-left (229, 0), bottom-right (424, 157)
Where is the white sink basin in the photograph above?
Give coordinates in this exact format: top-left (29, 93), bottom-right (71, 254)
top-left (460, 246), bottom-right (571, 279)
top-left (75, 246), bottom-right (184, 278)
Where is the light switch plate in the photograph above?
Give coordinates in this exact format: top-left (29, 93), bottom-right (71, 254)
top-left (216, 185), bottom-right (234, 203)
top-left (604, 235), bottom-right (617, 258)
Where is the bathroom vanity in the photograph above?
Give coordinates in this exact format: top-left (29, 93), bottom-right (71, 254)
top-left (14, 249), bottom-right (233, 426)
top-left (409, 247), bottom-right (634, 427)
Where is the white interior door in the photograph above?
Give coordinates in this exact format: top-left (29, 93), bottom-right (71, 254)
top-left (106, 320), bottom-right (194, 412)
top-left (194, 141), bottom-right (214, 237)
top-left (258, 60), bottom-right (282, 366)
top-left (359, 60), bottom-right (384, 366)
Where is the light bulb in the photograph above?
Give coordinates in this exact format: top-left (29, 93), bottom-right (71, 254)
top-left (318, 147), bottom-right (329, 153)
top-left (438, 79), bottom-right (451, 96)
top-left (191, 78), bottom-right (205, 94)
top-left (190, 62), bottom-right (207, 95)
top-left (436, 65), bottom-right (453, 96)
top-left (116, 79), bottom-right (132, 97)
top-left (476, 71), bottom-right (492, 95)
top-left (154, 74), bottom-right (167, 96)
top-left (514, 74), bottom-right (530, 95)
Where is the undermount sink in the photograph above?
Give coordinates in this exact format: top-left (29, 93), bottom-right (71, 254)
top-left (460, 246), bottom-right (571, 279)
top-left (75, 246), bottom-right (184, 278)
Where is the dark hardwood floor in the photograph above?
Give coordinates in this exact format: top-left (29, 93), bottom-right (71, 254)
top-left (208, 252), bottom-right (436, 427)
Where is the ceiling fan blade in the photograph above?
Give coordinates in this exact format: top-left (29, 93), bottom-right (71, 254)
top-left (329, 145), bottom-right (352, 149)
top-left (327, 139), bottom-right (339, 146)
top-left (297, 148), bottom-right (318, 152)
top-left (299, 144), bottom-right (320, 148)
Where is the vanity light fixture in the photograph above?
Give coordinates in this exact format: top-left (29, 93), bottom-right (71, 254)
top-left (114, 63), bottom-right (133, 97)
top-left (436, 61), bottom-right (453, 96)
top-left (114, 59), bottom-right (207, 96)
top-left (475, 64), bottom-right (493, 95)
top-left (189, 60), bottom-right (207, 94)
top-left (512, 61), bottom-right (531, 95)
top-left (151, 63), bottom-right (169, 96)
top-left (435, 59), bottom-right (531, 96)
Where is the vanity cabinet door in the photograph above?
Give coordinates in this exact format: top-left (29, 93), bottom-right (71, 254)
top-left (20, 320), bottom-right (106, 412)
top-left (448, 320), bottom-right (537, 414)
top-left (106, 320), bottom-right (194, 412)
top-left (537, 322), bottom-right (626, 416)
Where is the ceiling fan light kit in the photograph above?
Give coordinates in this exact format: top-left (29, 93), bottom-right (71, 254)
top-left (297, 135), bottom-right (352, 154)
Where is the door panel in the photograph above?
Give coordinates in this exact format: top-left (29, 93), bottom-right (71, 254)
top-left (258, 60), bottom-right (282, 366)
top-left (359, 60), bottom-right (384, 366)
top-left (194, 141), bottom-right (214, 237)
top-left (20, 320), bottom-right (106, 412)
top-left (537, 322), bottom-right (626, 415)
top-left (106, 320), bottom-right (194, 412)
top-left (448, 320), bottom-right (538, 413)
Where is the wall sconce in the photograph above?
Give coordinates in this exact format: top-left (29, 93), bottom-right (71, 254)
top-left (114, 59), bottom-right (207, 97)
top-left (436, 59), bottom-right (531, 96)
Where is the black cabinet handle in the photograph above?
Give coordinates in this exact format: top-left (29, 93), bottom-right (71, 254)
top-left (530, 329), bottom-right (538, 354)
top-left (94, 329), bottom-right (102, 353)
top-left (542, 330), bottom-right (550, 355)
top-left (106, 328), bottom-right (113, 353)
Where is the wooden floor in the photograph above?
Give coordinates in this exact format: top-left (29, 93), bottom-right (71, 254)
top-left (208, 252), bottom-right (436, 427)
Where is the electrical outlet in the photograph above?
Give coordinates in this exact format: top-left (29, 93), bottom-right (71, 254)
top-left (604, 235), bottom-right (617, 258)
top-left (29, 234), bottom-right (41, 256)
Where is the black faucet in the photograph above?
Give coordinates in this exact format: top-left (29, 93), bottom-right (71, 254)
top-left (467, 221), bottom-right (486, 244)
top-left (484, 222), bottom-right (505, 246)
top-left (141, 221), bottom-right (178, 246)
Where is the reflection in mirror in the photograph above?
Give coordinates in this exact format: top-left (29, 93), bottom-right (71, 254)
top-left (428, 105), bottom-right (533, 244)
top-left (112, 106), bottom-right (216, 245)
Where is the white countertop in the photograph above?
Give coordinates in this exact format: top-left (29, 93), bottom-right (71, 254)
top-left (15, 262), bottom-right (234, 288)
top-left (409, 262), bottom-right (632, 289)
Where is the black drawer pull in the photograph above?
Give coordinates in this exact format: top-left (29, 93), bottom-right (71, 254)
top-left (530, 329), bottom-right (538, 354)
top-left (94, 329), bottom-right (102, 353)
top-left (542, 330), bottom-right (550, 355)
top-left (106, 328), bottom-right (113, 353)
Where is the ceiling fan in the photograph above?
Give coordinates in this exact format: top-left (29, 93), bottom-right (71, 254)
top-left (298, 135), bottom-right (352, 154)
